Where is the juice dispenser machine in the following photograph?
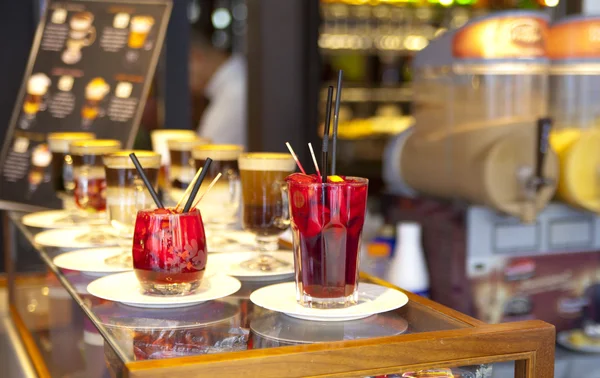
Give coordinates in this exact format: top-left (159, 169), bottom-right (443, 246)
top-left (549, 16), bottom-right (600, 214)
top-left (383, 12), bottom-right (600, 332)
top-left (386, 11), bottom-right (558, 223)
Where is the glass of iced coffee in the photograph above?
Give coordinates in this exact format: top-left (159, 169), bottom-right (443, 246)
top-left (238, 153), bottom-right (296, 271)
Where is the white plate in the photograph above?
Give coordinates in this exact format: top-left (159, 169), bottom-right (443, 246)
top-left (557, 330), bottom-right (600, 353)
top-left (250, 282), bottom-right (409, 322)
top-left (87, 271), bottom-right (241, 308)
top-left (23, 210), bottom-right (106, 229)
top-left (34, 227), bottom-right (118, 249)
top-left (209, 252), bottom-right (294, 281)
top-left (53, 247), bottom-right (132, 276)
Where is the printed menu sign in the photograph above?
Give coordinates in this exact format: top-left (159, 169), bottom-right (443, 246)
top-left (0, 0), bottom-right (171, 210)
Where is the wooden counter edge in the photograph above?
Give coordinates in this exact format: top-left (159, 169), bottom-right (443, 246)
top-left (124, 320), bottom-right (555, 378)
top-left (9, 304), bottom-right (51, 378)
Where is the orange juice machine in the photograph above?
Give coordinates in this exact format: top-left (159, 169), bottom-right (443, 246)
top-left (548, 16), bottom-right (600, 214)
top-left (382, 12), bottom-right (600, 331)
top-left (385, 11), bottom-right (558, 224)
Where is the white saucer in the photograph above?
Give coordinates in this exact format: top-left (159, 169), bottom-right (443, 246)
top-left (250, 282), bottom-right (409, 322)
top-left (53, 247), bottom-right (132, 276)
top-left (87, 271), bottom-right (241, 308)
top-left (34, 227), bottom-right (118, 249)
top-left (23, 210), bottom-right (105, 229)
top-left (209, 252), bottom-right (294, 281)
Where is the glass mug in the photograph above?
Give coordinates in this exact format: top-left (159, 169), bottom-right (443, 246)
top-left (239, 153), bottom-right (296, 271)
top-left (70, 139), bottom-right (122, 218)
top-left (167, 137), bottom-right (210, 203)
top-left (132, 209), bottom-right (207, 295)
top-left (104, 151), bottom-right (160, 250)
top-left (150, 129), bottom-right (197, 192)
top-left (47, 132), bottom-right (96, 208)
top-left (287, 175), bottom-right (368, 309)
top-left (192, 144), bottom-right (244, 228)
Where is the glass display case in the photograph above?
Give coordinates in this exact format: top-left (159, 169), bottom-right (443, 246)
top-left (5, 211), bottom-right (555, 377)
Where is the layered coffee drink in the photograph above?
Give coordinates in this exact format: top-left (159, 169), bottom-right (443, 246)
top-left (104, 151), bottom-right (160, 243)
top-left (150, 129), bottom-right (197, 191)
top-left (167, 137), bottom-right (210, 189)
top-left (239, 153), bottom-right (296, 239)
top-left (70, 139), bottom-right (121, 214)
top-left (81, 78), bottom-right (110, 125)
top-left (23, 74), bottom-right (51, 117)
top-left (48, 132), bottom-right (96, 193)
top-left (128, 15), bottom-right (154, 49)
top-left (239, 153), bottom-right (296, 271)
top-left (192, 144), bottom-right (244, 227)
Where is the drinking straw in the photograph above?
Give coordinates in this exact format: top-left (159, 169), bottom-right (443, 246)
top-left (183, 158), bottom-right (212, 213)
top-left (285, 142), bottom-right (306, 175)
top-left (331, 70), bottom-right (343, 175)
top-left (192, 172), bottom-right (222, 209)
top-left (129, 153), bottom-right (163, 208)
top-left (175, 167), bottom-right (203, 211)
top-left (308, 142), bottom-right (321, 178)
top-left (321, 86), bottom-right (334, 183)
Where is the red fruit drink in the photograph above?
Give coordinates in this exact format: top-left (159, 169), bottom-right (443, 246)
top-left (74, 176), bottom-right (107, 212)
top-left (132, 208), bottom-right (207, 295)
top-left (287, 174), bottom-right (368, 308)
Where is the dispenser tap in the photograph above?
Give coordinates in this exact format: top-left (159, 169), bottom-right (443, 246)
top-left (528, 117), bottom-right (555, 192)
top-left (516, 118), bottom-right (555, 223)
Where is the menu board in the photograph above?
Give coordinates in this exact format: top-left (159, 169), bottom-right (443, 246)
top-left (0, 0), bottom-right (171, 210)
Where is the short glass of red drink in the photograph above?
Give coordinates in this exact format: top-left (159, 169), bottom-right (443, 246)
top-left (287, 174), bottom-right (368, 309)
top-left (132, 208), bottom-right (207, 295)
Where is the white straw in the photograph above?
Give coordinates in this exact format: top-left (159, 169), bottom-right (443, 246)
top-left (175, 168), bottom-right (202, 211)
top-left (285, 142), bottom-right (306, 175)
top-left (192, 172), bottom-right (222, 209)
top-left (308, 143), bottom-right (321, 177)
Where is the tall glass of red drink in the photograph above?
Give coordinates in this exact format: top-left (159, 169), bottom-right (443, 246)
top-left (132, 208), bottom-right (207, 295)
top-left (287, 174), bottom-right (368, 308)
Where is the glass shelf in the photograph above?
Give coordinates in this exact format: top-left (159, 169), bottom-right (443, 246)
top-left (5, 210), bottom-right (555, 378)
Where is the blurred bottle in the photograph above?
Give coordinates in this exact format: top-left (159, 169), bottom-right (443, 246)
top-left (385, 222), bottom-right (430, 297)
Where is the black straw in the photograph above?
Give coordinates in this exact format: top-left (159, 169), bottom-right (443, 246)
top-left (129, 153), bottom-right (163, 208)
top-left (183, 158), bottom-right (212, 212)
top-left (331, 70), bottom-right (343, 175)
top-left (322, 86), bottom-right (334, 183)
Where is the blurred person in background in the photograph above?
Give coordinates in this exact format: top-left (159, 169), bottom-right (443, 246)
top-left (189, 22), bottom-right (247, 147)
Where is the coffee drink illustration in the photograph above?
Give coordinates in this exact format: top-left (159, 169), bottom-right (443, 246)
top-left (113, 13), bottom-right (130, 29)
top-left (28, 144), bottom-right (53, 197)
top-left (128, 16), bottom-right (154, 49)
top-left (62, 12), bottom-right (95, 65)
top-left (81, 78), bottom-right (110, 128)
top-left (23, 73), bottom-right (51, 118)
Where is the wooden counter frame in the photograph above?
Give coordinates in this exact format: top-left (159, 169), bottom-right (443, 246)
top-left (122, 319), bottom-right (554, 378)
top-left (119, 276), bottom-right (555, 378)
